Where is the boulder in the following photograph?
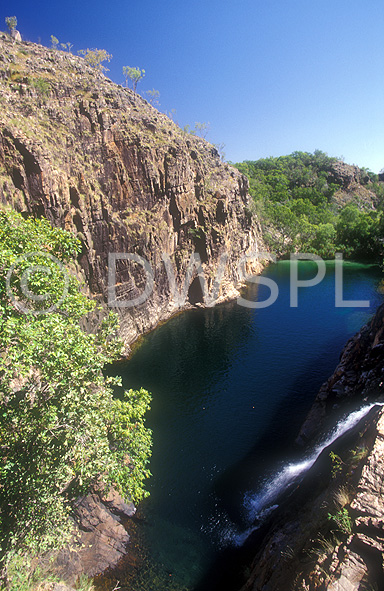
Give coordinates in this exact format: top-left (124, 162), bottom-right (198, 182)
top-left (9, 29), bottom-right (21, 42)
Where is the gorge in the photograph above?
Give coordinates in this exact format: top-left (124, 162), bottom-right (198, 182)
top-left (1, 32), bottom-right (384, 591)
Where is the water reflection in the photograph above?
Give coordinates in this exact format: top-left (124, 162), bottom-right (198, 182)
top-left (101, 261), bottom-right (382, 591)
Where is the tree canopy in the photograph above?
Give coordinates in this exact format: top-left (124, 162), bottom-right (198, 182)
top-left (0, 209), bottom-right (152, 580)
top-left (123, 66), bottom-right (145, 93)
top-left (235, 151), bottom-right (384, 261)
top-left (5, 17), bottom-right (17, 31)
top-left (78, 48), bottom-right (113, 73)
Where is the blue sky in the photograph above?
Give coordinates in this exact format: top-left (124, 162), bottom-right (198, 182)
top-left (2, 0), bottom-right (384, 171)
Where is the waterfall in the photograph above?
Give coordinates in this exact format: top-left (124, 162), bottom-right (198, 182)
top-left (233, 402), bottom-right (383, 546)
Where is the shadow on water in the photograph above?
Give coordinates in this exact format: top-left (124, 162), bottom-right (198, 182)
top-left (102, 261), bottom-right (383, 591)
top-left (210, 332), bottom-right (353, 521)
top-left (194, 403), bottom-right (384, 591)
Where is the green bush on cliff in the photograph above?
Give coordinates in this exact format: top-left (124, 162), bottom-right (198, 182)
top-left (0, 210), bottom-right (152, 566)
top-left (327, 507), bottom-right (353, 534)
top-left (78, 48), bottom-right (112, 73)
top-left (123, 65), bottom-right (145, 93)
top-left (5, 17), bottom-right (17, 32)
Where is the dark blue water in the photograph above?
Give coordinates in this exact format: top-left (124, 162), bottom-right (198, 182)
top-left (108, 261), bottom-right (383, 591)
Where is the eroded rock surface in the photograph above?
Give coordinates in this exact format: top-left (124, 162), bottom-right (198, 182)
top-left (0, 35), bottom-right (264, 350)
top-left (53, 487), bottom-right (135, 585)
top-left (297, 303), bottom-right (384, 446)
top-left (328, 160), bottom-right (378, 210)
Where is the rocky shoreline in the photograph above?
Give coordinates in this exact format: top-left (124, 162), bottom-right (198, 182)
top-left (0, 34), bottom-right (265, 354)
top-left (235, 305), bottom-right (384, 591)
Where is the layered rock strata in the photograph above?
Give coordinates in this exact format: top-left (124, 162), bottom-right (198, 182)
top-left (0, 34), bottom-right (264, 350)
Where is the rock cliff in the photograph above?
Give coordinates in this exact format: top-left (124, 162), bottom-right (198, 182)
top-left (297, 303), bottom-right (384, 446)
top-left (237, 306), bottom-right (384, 591)
top-left (0, 34), bottom-right (264, 350)
top-left (328, 160), bottom-right (379, 210)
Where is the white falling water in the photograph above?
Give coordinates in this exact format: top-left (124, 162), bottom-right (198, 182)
top-left (233, 402), bottom-right (384, 546)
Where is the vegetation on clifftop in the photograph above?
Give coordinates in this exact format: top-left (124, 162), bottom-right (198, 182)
top-left (236, 151), bottom-right (384, 260)
top-left (0, 209), bottom-right (152, 588)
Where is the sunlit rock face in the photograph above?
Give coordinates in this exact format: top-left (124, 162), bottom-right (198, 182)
top-left (0, 35), bottom-right (264, 349)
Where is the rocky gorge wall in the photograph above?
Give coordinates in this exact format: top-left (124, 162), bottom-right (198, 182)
top-left (0, 34), bottom-right (264, 350)
top-left (2, 33), bottom-right (384, 591)
top-left (238, 305), bottom-right (384, 591)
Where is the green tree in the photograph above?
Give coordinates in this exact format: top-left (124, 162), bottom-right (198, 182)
top-left (5, 16), bottom-right (17, 31)
top-left (123, 66), bottom-right (145, 93)
top-left (311, 223), bottom-right (337, 258)
top-left (336, 204), bottom-right (378, 259)
top-left (50, 35), bottom-right (59, 49)
top-left (0, 210), bottom-right (151, 567)
top-left (60, 42), bottom-right (73, 53)
top-left (145, 88), bottom-right (160, 106)
top-left (78, 48), bottom-right (112, 73)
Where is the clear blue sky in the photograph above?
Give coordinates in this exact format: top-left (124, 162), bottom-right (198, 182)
top-left (2, 0), bottom-right (384, 172)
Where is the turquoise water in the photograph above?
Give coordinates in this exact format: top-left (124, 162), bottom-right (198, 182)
top-left (106, 261), bottom-right (383, 591)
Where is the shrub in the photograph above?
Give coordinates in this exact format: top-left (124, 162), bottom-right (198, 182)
top-left (5, 16), bottom-right (17, 31)
top-left (0, 209), bottom-right (152, 566)
top-left (327, 508), bottom-right (353, 534)
top-left (30, 77), bottom-right (50, 97)
top-left (329, 451), bottom-right (343, 478)
top-left (78, 48), bottom-right (112, 73)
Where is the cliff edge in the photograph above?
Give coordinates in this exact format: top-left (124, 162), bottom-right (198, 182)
top-left (0, 34), bottom-right (264, 349)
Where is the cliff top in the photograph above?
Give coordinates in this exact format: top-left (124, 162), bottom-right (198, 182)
top-left (0, 33), bottom-right (238, 205)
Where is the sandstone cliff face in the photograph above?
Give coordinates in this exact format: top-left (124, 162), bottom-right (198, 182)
top-left (0, 34), bottom-right (264, 348)
top-left (328, 160), bottom-right (379, 210)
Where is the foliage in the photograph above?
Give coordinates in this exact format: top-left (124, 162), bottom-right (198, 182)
top-left (50, 36), bottom-right (73, 52)
top-left (50, 35), bottom-right (59, 49)
top-left (348, 444), bottom-right (369, 464)
top-left (30, 77), bottom-right (50, 97)
top-left (75, 573), bottom-right (96, 591)
top-left (329, 451), bottom-right (343, 478)
top-left (5, 16), bottom-right (17, 31)
top-left (60, 42), bottom-right (73, 53)
top-left (235, 151), bottom-right (384, 261)
top-left (123, 66), bottom-right (145, 93)
top-left (0, 210), bottom-right (152, 569)
top-left (193, 121), bottom-right (210, 139)
top-left (0, 550), bottom-right (95, 591)
top-left (145, 88), bottom-right (160, 106)
top-left (188, 226), bottom-right (205, 240)
top-left (327, 507), bottom-right (353, 534)
top-left (183, 124), bottom-right (194, 135)
top-left (78, 48), bottom-right (113, 73)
